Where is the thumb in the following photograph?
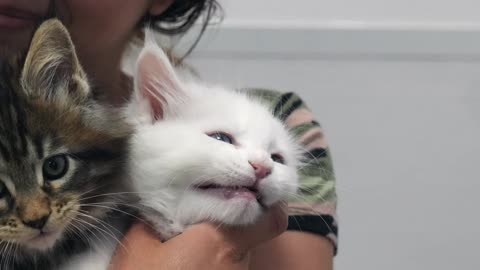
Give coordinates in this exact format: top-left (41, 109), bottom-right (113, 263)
top-left (222, 201), bottom-right (289, 251)
top-left (183, 201), bottom-right (289, 263)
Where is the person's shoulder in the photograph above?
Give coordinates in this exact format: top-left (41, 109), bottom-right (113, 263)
top-left (244, 88), bottom-right (338, 253)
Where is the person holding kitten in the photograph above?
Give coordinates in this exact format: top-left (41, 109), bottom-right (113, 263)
top-left (0, 0), bottom-right (337, 269)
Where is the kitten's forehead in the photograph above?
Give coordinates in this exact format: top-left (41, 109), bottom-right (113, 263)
top-left (0, 88), bottom-right (56, 163)
top-left (183, 87), bottom-right (265, 123)
top-left (178, 85), bottom-right (294, 150)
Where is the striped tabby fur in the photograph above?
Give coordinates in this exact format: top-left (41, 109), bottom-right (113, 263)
top-left (0, 20), bottom-right (133, 269)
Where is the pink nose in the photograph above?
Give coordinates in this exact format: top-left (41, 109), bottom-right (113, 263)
top-left (249, 161), bottom-right (272, 180)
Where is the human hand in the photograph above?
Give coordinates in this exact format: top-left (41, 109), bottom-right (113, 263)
top-left (109, 202), bottom-right (288, 270)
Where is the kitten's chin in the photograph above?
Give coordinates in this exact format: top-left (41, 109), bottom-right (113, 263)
top-left (22, 229), bottom-right (64, 251)
top-left (178, 190), bottom-right (271, 226)
top-left (207, 199), bottom-right (265, 226)
top-left (195, 185), bottom-right (261, 202)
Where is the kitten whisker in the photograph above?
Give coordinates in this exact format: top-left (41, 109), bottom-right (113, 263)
top-left (74, 210), bottom-right (124, 238)
top-left (4, 240), bottom-right (14, 270)
top-left (70, 217), bottom-right (112, 253)
top-left (78, 203), bottom-right (148, 224)
top-left (75, 185), bottom-right (109, 200)
top-left (0, 240), bottom-right (10, 269)
top-left (64, 222), bottom-right (88, 245)
top-left (12, 241), bottom-right (19, 270)
top-left (74, 213), bottom-right (129, 253)
top-left (78, 190), bottom-right (167, 202)
top-left (2, 240), bottom-right (9, 270)
top-left (0, 240), bottom-right (14, 269)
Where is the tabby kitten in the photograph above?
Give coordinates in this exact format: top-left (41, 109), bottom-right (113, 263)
top-left (0, 20), bottom-right (132, 269)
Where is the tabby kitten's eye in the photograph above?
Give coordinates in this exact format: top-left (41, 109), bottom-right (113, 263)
top-left (43, 155), bottom-right (69, 181)
top-left (208, 132), bottom-right (234, 144)
top-left (271, 153), bottom-right (285, 164)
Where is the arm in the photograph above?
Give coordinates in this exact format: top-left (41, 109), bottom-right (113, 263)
top-left (250, 231), bottom-right (334, 270)
top-left (246, 89), bottom-right (338, 269)
top-left (111, 203), bottom-right (289, 270)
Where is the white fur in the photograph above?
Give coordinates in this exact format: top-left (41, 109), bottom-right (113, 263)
top-left (61, 36), bottom-right (301, 270)
top-left (126, 41), bottom-right (301, 239)
top-left (58, 237), bottom-right (118, 270)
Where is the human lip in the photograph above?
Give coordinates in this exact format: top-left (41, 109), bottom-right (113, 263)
top-left (0, 6), bottom-right (41, 29)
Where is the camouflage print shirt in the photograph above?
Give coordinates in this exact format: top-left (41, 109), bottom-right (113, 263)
top-left (246, 89), bottom-right (338, 253)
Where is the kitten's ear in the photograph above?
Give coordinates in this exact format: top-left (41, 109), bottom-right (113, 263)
top-left (21, 19), bottom-right (89, 104)
top-left (133, 30), bottom-right (185, 120)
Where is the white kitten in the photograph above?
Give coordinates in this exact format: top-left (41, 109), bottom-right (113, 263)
top-left (126, 37), bottom-right (301, 239)
top-left (61, 37), bottom-right (301, 270)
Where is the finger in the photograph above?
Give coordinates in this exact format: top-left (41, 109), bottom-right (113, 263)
top-left (224, 201), bottom-right (289, 250)
top-left (122, 223), bottom-right (161, 247)
top-left (110, 223), bottom-right (170, 270)
top-left (182, 201), bottom-right (289, 261)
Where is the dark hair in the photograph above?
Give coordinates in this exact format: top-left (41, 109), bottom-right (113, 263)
top-left (141, 0), bottom-right (222, 57)
top-left (47, 0), bottom-right (220, 60)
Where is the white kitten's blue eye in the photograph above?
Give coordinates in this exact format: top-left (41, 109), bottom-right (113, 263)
top-left (43, 155), bottom-right (69, 181)
top-left (208, 132), bottom-right (234, 144)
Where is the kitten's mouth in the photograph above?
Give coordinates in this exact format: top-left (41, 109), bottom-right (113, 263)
top-left (195, 184), bottom-right (261, 201)
top-left (30, 230), bottom-right (54, 240)
top-left (24, 229), bottom-right (62, 250)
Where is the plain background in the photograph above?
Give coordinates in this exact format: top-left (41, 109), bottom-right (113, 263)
top-left (184, 1), bottom-right (480, 269)
top-left (221, 0), bottom-right (480, 26)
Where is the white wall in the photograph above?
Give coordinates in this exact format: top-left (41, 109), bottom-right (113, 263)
top-left (185, 1), bottom-right (480, 269)
top-left (191, 57), bottom-right (480, 270)
top-left (221, 0), bottom-right (480, 27)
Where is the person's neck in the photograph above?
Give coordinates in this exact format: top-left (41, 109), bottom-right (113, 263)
top-left (80, 48), bottom-right (132, 107)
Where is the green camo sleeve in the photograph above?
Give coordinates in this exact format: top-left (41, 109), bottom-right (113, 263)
top-left (244, 88), bottom-right (338, 250)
